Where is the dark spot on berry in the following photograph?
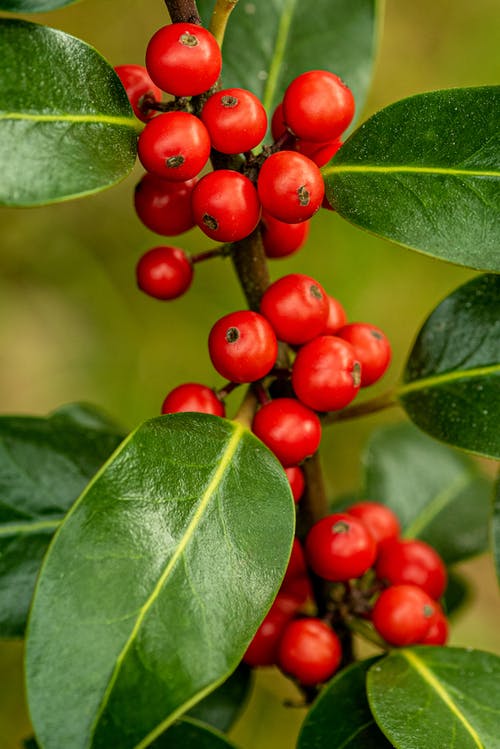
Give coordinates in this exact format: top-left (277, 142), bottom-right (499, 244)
top-left (351, 362), bottom-right (362, 387)
top-left (370, 329), bottom-right (383, 339)
top-left (310, 284), bottom-right (323, 300)
top-left (297, 185), bottom-right (310, 206)
top-left (423, 604), bottom-right (435, 618)
top-left (179, 32), bottom-right (199, 47)
top-left (166, 155), bottom-right (185, 169)
top-left (225, 326), bottom-right (240, 344)
top-left (221, 95), bottom-right (238, 108)
top-left (333, 520), bottom-right (350, 534)
top-left (203, 214), bottom-right (219, 231)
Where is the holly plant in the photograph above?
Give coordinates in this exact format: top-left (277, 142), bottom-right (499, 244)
top-left (1, 0), bottom-right (500, 748)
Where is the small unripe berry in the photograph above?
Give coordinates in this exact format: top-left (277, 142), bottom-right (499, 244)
top-left (278, 618), bottom-right (342, 686)
top-left (208, 310), bottom-right (278, 383)
top-left (136, 246), bottom-right (193, 300)
top-left (161, 383), bottom-right (225, 417)
top-left (305, 512), bottom-right (377, 581)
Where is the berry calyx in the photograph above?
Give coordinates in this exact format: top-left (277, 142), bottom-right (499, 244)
top-left (375, 539), bottom-right (447, 600)
top-left (134, 174), bottom-right (197, 236)
top-left (252, 398), bottom-right (322, 467)
top-left (305, 512), bottom-right (377, 581)
top-left (161, 383), bottom-right (225, 416)
top-left (136, 246), bottom-right (193, 300)
top-left (208, 310), bottom-right (278, 383)
top-left (114, 64), bottom-right (162, 122)
top-left (138, 111), bottom-right (211, 181)
top-left (260, 273), bottom-right (329, 345)
top-left (257, 151), bottom-right (324, 223)
top-left (337, 323), bottom-right (392, 386)
top-left (192, 170), bottom-right (261, 242)
top-left (372, 584), bottom-right (437, 646)
top-left (201, 88), bottom-right (267, 154)
top-left (278, 618), bottom-right (342, 686)
top-left (347, 501), bottom-right (401, 547)
top-left (285, 466), bottom-right (305, 503)
top-left (261, 212), bottom-right (310, 259)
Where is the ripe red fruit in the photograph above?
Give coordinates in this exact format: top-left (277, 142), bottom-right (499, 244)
top-left (324, 295), bottom-right (347, 335)
top-left (372, 584), bottom-right (437, 646)
top-left (278, 618), bottom-right (342, 686)
top-left (376, 539), bottom-right (447, 600)
top-left (114, 64), bottom-right (162, 122)
top-left (257, 151), bottom-right (324, 223)
top-left (282, 539), bottom-right (307, 587)
top-left (260, 274), bottom-right (329, 345)
top-left (252, 398), bottom-right (322, 467)
top-left (347, 501), bottom-right (401, 547)
top-left (136, 246), bottom-right (193, 300)
top-left (201, 88), bottom-right (267, 154)
top-left (243, 595), bottom-right (295, 668)
top-left (295, 137), bottom-right (343, 167)
top-left (421, 604), bottom-right (449, 645)
top-left (192, 170), bottom-right (261, 242)
top-left (271, 102), bottom-right (288, 141)
top-left (285, 466), bottom-right (305, 503)
top-left (305, 512), bottom-right (377, 581)
top-left (292, 336), bottom-right (362, 412)
top-left (161, 383), bottom-right (225, 417)
top-left (138, 111), bottom-right (210, 181)
top-left (261, 212), bottom-right (310, 259)
top-left (134, 174), bottom-right (196, 236)
top-left (337, 323), bottom-right (392, 386)
top-left (282, 70), bottom-right (355, 142)
top-left (146, 22), bottom-right (222, 97)
top-left (208, 310), bottom-right (277, 383)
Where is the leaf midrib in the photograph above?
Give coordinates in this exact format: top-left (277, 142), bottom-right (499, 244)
top-left (0, 111), bottom-right (140, 130)
top-left (0, 518), bottom-right (61, 538)
top-left (402, 470), bottom-right (472, 539)
top-left (323, 164), bottom-right (500, 179)
top-left (398, 363), bottom-right (500, 397)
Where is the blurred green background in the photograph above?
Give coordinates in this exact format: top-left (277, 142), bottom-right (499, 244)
top-left (0, 0), bottom-right (499, 746)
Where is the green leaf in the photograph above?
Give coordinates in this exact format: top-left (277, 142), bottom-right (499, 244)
top-left (442, 572), bottom-right (470, 618)
top-left (298, 657), bottom-right (392, 749)
top-left (0, 404), bottom-right (124, 638)
top-left (26, 414), bottom-right (295, 749)
top-left (492, 476), bottom-right (500, 587)
top-left (150, 717), bottom-right (238, 748)
top-left (367, 647), bottom-right (500, 749)
top-left (324, 87), bottom-right (500, 271)
top-left (358, 422), bottom-right (492, 564)
top-left (399, 274), bottom-right (500, 459)
top-left (0, 0), bottom-right (79, 11)
top-left (0, 19), bottom-right (139, 207)
top-left (197, 0), bottom-right (380, 125)
top-left (188, 664), bottom-right (252, 732)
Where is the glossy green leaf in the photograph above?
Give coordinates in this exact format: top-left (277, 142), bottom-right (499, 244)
top-left (0, 19), bottom-right (139, 207)
top-left (150, 717), bottom-right (238, 748)
top-left (188, 664), bottom-right (251, 732)
top-left (26, 414), bottom-right (295, 749)
top-left (324, 87), bottom-right (500, 270)
top-left (0, 0), bottom-right (79, 11)
top-left (399, 274), bottom-right (500, 459)
top-left (298, 657), bottom-right (392, 749)
top-left (492, 476), bottom-right (500, 587)
top-left (367, 647), bottom-right (500, 749)
top-left (0, 404), bottom-right (124, 638)
top-left (197, 0), bottom-right (380, 124)
top-left (358, 422), bottom-right (492, 564)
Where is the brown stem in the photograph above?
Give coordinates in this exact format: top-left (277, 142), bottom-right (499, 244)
top-left (230, 228), bottom-right (271, 312)
top-left (321, 389), bottom-right (399, 426)
top-left (298, 451), bottom-right (328, 533)
top-left (164, 0), bottom-right (201, 24)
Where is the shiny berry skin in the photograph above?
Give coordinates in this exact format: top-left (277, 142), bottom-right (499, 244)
top-left (285, 466), bottom-right (305, 503)
top-left (324, 295), bottom-right (347, 335)
top-left (305, 512), bottom-right (377, 582)
top-left (282, 70), bottom-right (355, 142)
top-left (261, 212), bottom-right (310, 259)
top-left (292, 336), bottom-right (362, 412)
top-left (134, 174), bottom-right (196, 236)
top-left (257, 151), bottom-right (324, 223)
top-left (201, 88), bottom-right (267, 154)
top-left (376, 539), bottom-right (447, 600)
top-left (243, 595), bottom-right (295, 668)
top-left (271, 102), bottom-right (288, 140)
top-left (295, 137), bottom-right (343, 167)
top-left (138, 111), bottom-right (210, 181)
top-left (208, 310), bottom-right (277, 383)
top-left (278, 618), bottom-right (342, 686)
top-left (260, 274), bottom-right (329, 345)
top-left (146, 23), bottom-right (222, 97)
top-left (421, 604), bottom-right (449, 645)
top-left (283, 539), bottom-right (307, 587)
top-left (372, 584), bottom-right (437, 646)
top-left (192, 170), bottom-right (261, 242)
top-left (347, 501), bottom-right (401, 547)
top-left (161, 383), bottom-right (225, 416)
top-left (252, 398), bottom-right (321, 467)
top-left (114, 64), bottom-right (161, 122)
top-left (337, 323), bottom-right (392, 386)
top-left (136, 246), bottom-right (193, 300)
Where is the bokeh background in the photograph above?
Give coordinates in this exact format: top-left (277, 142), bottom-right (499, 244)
top-left (0, 0), bottom-right (499, 746)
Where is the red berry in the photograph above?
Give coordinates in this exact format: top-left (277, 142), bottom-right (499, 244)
top-left (201, 88), bottom-right (267, 154)
top-left (337, 323), bottom-right (392, 386)
top-left (347, 501), bottom-right (401, 547)
top-left (372, 584), bottom-right (437, 646)
top-left (305, 512), bottom-right (377, 582)
top-left (146, 22), bottom-right (222, 97)
top-left (161, 383), bottom-right (225, 416)
top-left (324, 295), bottom-right (347, 335)
top-left (282, 70), bottom-right (355, 142)
top-left (285, 466), bottom-right (305, 503)
top-left (282, 539), bottom-right (307, 587)
top-left (252, 398), bottom-right (321, 467)
top-left (257, 151), bottom-right (324, 223)
top-left (271, 102), bottom-right (288, 141)
top-left (134, 174), bottom-right (196, 236)
top-left (208, 310), bottom-right (277, 383)
top-left (243, 597), bottom-right (294, 668)
top-left (260, 274), bottom-right (329, 345)
top-left (138, 111), bottom-right (210, 181)
top-left (192, 170), bottom-right (261, 242)
top-left (295, 137), bottom-right (343, 167)
top-left (376, 539), bottom-right (447, 600)
top-left (278, 618), bottom-right (342, 686)
top-left (292, 336), bottom-right (361, 412)
top-left (261, 212), bottom-right (310, 259)
top-left (281, 574), bottom-right (313, 605)
top-left (136, 246), bottom-right (193, 300)
top-left (114, 64), bottom-right (162, 122)
top-left (421, 604), bottom-right (449, 645)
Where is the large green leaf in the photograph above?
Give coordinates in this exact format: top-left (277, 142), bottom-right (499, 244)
top-left (0, 404), bottom-right (124, 638)
top-left (492, 476), bottom-right (500, 587)
top-left (398, 274), bottom-right (500, 459)
top-left (197, 0), bottom-right (380, 124)
top-left (358, 422), bottom-right (492, 564)
top-left (367, 647), bottom-right (500, 749)
top-left (188, 665), bottom-right (251, 732)
top-left (151, 717), bottom-right (238, 748)
top-left (0, 0), bottom-right (79, 11)
top-left (324, 87), bottom-right (500, 271)
top-left (26, 414), bottom-right (295, 749)
top-left (0, 19), bottom-right (139, 207)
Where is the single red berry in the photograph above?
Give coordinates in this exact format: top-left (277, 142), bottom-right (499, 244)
top-left (292, 336), bottom-right (362, 412)
top-left (146, 22), bottom-right (222, 97)
top-left (285, 466), bottom-right (305, 503)
top-left (280, 574), bottom-right (313, 606)
top-left (376, 539), bottom-right (447, 600)
top-left (337, 323), bottom-right (392, 386)
top-left (260, 274), bottom-right (329, 345)
top-left (258, 151), bottom-right (324, 223)
top-left (421, 604), bottom-right (449, 645)
top-left (252, 398), bottom-right (321, 467)
top-left (278, 618), bottom-right (342, 686)
top-left (261, 212), bottom-right (310, 259)
top-left (347, 501), bottom-right (401, 547)
top-left (282, 70), bottom-right (355, 142)
top-left (114, 64), bottom-right (162, 122)
top-left (243, 597), bottom-right (294, 668)
top-left (138, 111), bottom-right (211, 181)
top-left (305, 512), bottom-right (377, 582)
top-left (134, 173), bottom-right (197, 236)
top-left (282, 539), bottom-right (307, 587)
top-left (372, 584), bottom-right (437, 646)
top-left (208, 310), bottom-right (277, 383)
top-left (192, 170), bottom-right (261, 242)
top-left (295, 137), bottom-right (343, 167)
top-left (324, 295), bottom-right (347, 335)
top-left (136, 246), bottom-right (193, 300)
top-left (201, 88), bottom-right (267, 154)
top-left (161, 383), bottom-right (225, 416)
top-left (271, 102), bottom-right (288, 141)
